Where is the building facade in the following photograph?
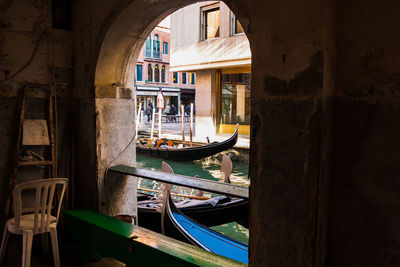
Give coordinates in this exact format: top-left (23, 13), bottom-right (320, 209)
top-left (170, 1), bottom-right (251, 137)
top-left (135, 25), bottom-right (196, 114)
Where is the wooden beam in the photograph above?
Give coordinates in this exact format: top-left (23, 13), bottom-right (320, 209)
top-left (138, 187), bottom-right (211, 200)
top-left (109, 165), bottom-right (249, 199)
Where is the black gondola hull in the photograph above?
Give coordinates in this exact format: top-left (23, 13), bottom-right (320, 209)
top-left (136, 124), bottom-right (239, 161)
top-left (137, 194), bottom-right (249, 232)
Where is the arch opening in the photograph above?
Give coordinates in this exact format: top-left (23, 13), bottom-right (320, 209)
top-left (94, 0), bottom-right (252, 263)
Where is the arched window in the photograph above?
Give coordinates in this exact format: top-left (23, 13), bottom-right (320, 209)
top-left (154, 64), bottom-right (160, 82)
top-left (153, 34), bottom-right (160, 58)
top-left (161, 65), bottom-right (166, 83)
top-left (145, 35), bottom-right (152, 57)
top-left (147, 64), bottom-right (153, 82)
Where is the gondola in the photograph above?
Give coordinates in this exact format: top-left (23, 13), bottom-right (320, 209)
top-left (163, 192), bottom-right (248, 264)
top-left (136, 124), bottom-right (239, 161)
top-left (137, 192), bottom-right (249, 232)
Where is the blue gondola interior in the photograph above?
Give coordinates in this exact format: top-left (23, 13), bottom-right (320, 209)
top-left (171, 206), bottom-right (248, 264)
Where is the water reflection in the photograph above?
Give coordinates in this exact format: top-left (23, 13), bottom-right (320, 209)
top-left (136, 154), bottom-right (249, 185)
top-left (211, 222), bottom-right (249, 244)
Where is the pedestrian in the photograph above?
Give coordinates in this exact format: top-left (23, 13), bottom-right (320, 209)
top-left (148, 101), bottom-right (154, 120)
top-left (170, 104), bottom-right (177, 122)
top-left (164, 104), bottom-right (171, 122)
top-left (185, 104), bottom-right (190, 116)
top-left (146, 105), bottom-right (152, 122)
top-left (165, 103), bottom-right (171, 114)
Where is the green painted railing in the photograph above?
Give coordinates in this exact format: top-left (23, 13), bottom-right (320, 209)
top-left (64, 209), bottom-right (247, 266)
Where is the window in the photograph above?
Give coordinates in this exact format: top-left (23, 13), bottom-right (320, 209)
top-left (238, 73), bottom-right (244, 83)
top-left (190, 73), bottom-right (196, 85)
top-left (230, 12), bottom-right (244, 35)
top-left (52, 0), bottom-right (72, 30)
top-left (220, 73), bottom-right (251, 125)
top-left (161, 65), bottom-right (166, 83)
top-left (163, 42), bottom-right (168, 54)
top-left (201, 5), bottom-right (220, 40)
top-left (147, 64), bottom-right (153, 82)
top-left (235, 19), bottom-right (244, 34)
top-left (182, 72), bottom-right (187, 84)
top-left (145, 35), bottom-right (152, 57)
top-left (154, 64), bottom-right (160, 82)
top-left (153, 34), bottom-right (160, 59)
top-left (173, 72), bottom-right (179, 84)
top-left (136, 64), bottom-right (143, 81)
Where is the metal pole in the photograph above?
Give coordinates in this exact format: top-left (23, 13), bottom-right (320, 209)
top-left (135, 102), bottom-right (142, 140)
top-left (190, 103), bottom-right (193, 147)
top-left (158, 109), bottom-right (162, 138)
top-left (150, 107), bottom-right (156, 140)
top-left (181, 104), bottom-right (185, 144)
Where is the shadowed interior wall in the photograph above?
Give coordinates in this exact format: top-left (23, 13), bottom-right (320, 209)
top-left (249, 0), bottom-right (324, 264)
top-left (328, 1), bottom-right (400, 265)
top-left (0, 0), bottom-right (74, 219)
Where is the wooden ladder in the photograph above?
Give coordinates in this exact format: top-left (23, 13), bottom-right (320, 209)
top-left (8, 84), bottom-right (57, 215)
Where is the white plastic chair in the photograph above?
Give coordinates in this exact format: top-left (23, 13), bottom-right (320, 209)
top-left (0, 178), bottom-right (68, 267)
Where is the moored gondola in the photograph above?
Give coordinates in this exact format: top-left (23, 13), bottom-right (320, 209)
top-left (162, 191), bottom-right (248, 264)
top-left (137, 192), bottom-right (249, 232)
top-left (136, 124), bottom-right (239, 161)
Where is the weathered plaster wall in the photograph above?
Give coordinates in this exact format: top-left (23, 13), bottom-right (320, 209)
top-left (328, 1), bottom-right (400, 265)
top-left (249, 0), bottom-right (324, 265)
top-left (0, 0), bottom-right (74, 221)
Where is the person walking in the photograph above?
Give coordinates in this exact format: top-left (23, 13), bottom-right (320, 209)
top-left (164, 103), bottom-right (171, 122)
top-left (146, 105), bottom-right (152, 122)
top-left (170, 104), bottom-right (177, 122)
top-left (148, 101), bottom-right (154, 120)
top-left (185, 104), bottom-right (190, 116)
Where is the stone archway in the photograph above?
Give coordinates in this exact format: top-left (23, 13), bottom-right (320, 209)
top-left (92, 0), bottom-right (252, 223)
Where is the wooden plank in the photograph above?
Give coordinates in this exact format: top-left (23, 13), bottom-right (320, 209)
top-left (22, 119), bottom-right (50, 145)
top-left (18, 160), bottom-right (53, 166)
top-left (110, 165), bottom-right (249, 199)
top-left (138, 187), bottom-right (211, 200)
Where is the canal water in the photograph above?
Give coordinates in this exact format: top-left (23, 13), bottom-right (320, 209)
top-left (136, 153), bottom-right (250, 244)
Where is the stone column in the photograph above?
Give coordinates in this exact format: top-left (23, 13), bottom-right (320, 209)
top-left (194, 69), bottom-right (217, 140)
top-left (95, 86), bottom-right (137, 218)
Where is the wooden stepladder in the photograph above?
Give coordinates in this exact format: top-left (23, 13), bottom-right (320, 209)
top-left (8, 84), bottom-right (57, 216)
